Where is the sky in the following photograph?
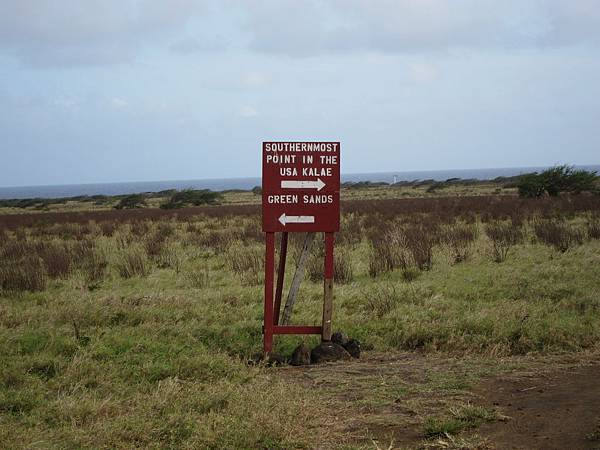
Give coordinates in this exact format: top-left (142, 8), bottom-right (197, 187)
top-left (1, 0), bottom-right (599, 187)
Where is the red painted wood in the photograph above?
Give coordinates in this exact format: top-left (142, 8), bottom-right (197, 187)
top-left (262, 142), bottom-right (340, 233)
top-left (263, 232), bottom-right (275, 353)
top-left (273, 232), bottom-right (288, 325)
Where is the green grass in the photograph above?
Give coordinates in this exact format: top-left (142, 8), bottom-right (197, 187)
top-left (423, 405), bottom-right (498, 438)
top-left (0, 212), bottom-right (599, 447)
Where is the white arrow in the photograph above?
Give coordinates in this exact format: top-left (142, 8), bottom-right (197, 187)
top-left (281, 178), bottom-right (326, 191)
top-left (278, 213), bottom-right (315, 226)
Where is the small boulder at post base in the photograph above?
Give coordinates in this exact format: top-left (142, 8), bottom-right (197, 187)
top-left (344, 338), bottom-right (361, 359)
top-left (331, 331), bottom-right (349, 347)
top-left (310, 342), bottom-right (351, 364)
top-left (290, 343), bottom-right (311, 366)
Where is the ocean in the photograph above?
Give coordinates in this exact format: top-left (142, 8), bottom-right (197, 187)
top-left (1, 165), bottom-right (598, 200)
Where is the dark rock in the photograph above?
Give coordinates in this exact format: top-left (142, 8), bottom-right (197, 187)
top-left (290, 343), bottom-right (311, 366)
top-left (310, 342), bottom-right (351, 364)
top-left (265, 352), bottom-right (287, 366)
top-left (343, 338), bottom-right (361, 359)
top-left (331, 331), bottom-right (349, 347)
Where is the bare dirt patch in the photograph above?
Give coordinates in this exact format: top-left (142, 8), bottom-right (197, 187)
top-left (475, 359), bottom-right (600, 450)
top-left (277, 352), bottom-right (600, 449)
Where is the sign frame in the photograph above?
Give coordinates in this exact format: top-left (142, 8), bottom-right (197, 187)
top-left (261, 141), bottom-right (341, 354)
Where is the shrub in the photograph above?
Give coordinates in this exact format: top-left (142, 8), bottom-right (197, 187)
top-left (185, 266), bottom-right (210, 288)
top-left (161, 189), bottom-right (223, 209)
top-left (368, 224), bottom-right (438, 276)
top-left (403, 224), bottom-right (438, 271)
top-left (334, 248), bottom-right (354, 284)
top-left (362, 284), bottom-right (423, 318)
top-left (588, 218), bottom-right (600, 240)
top-left (518, 173), bottom-right (546, 198)
top-left (36, 241), bottom-right (72, 279)
top-left (225, 243), bottom-right (263, 285)
top-left (156, 244), bottom-right (184, 273)
top-left (99, 221), bottom-right (116, 237)
top-left (368, 230), bottom-right (407, 277)
top-left (157, 222), bottom-right (175, 238)
top-left (116, 246), bottom-right (150, 278)
top-left (533, 220), bottom-right (584, 252)
top-left (145, 232), bottom-right (166, 259)
top-left (114, 194), bottom-right (147, 210)
top-left (441, 223), bottom-right (478, 263)
top-left (307, 246), bottom-right (354, 284)
top-left (518, 165), bottom-right (598, 198)
top-left (0, 256), bottom-right (47, 292)
top-left (130, 220), bottom-right (151, 237)
top-left (337, 213), bottom-right (363, 246)
top-left (188, 229), bottom-right (232, 253)
top-left (81, 250), bottom-right (108, 285)
top-left (485, 222), bottom-right (523, 262)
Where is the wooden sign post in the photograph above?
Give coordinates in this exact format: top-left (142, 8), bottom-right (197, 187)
top-left (262, 141), bottom-right (340, 354)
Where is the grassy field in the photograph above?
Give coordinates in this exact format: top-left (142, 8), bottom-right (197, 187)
top-left (1, 191), bottom-right (600, 448)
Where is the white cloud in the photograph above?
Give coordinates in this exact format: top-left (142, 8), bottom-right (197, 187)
top-left (241, 71), bottom-right (270, 88)
top-left (0, 0), bottom-right (207, 67)
top-left (1, 0), bottom-right (599, 67)
top-left (237, 0), bottom-right (600, 56)
top-left (238, 105), bottom-right (258, 118)
top-left (170, 35), bottom-right (228, 54)
top-left (408, 62), bottom-right (438, 83)
top-left (54, 96), bottom-right (80, 109)
top-left (110, 97), bottom-right (129, 110)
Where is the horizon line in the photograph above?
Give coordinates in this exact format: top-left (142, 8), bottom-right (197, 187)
top-left (2, 163), bottom-right (599, 190)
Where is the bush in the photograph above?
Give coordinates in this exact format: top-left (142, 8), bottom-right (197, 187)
top-left (485, 222), bottom-right (523, 262)
top-left (156, 244), bottom-right (184, 273)
top-left (225, 243), bottom-right (263, 285)
top-left (588, 218), bottom-right (600, 240)
top-left (81, 250), bottom-right (108, 285)
top-left (368, 224), bottom-right (438, 276)
top-left (185, 266), bottom-right (210, 288)
top-left (368, 230), bottom-right (408, 277)
top-left (307, 247), bottom-right (354, 284)
top-left (161, 190), bottom-right (223, 209)
top-left (403, 224), bottom-right (438, 271)
top-left (441, 223), bottom-right (478, 263)
top-left (114, 194), bottom-right (147, 210)
top-left (36, 241), bottom-right (72, 279)
top-left (0, 256), bottom-right (47, 292)
top-left (533, 220), bottom-right (584, 252)
top-left (518, 165), bottom-right (598, 198)
top-left (116, 246), bottom-right (150, 278)
top-left (337, 213), bottom-right (363, 246)
top-left (518, 173), bottom-right (546, 198)
top-left (145, 232), bottom-right (167, 259)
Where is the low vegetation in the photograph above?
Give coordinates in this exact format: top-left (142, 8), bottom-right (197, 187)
top-left (518, 165), bottom-right (598, 198)
top-left (160, 189), bottom-right (223, 209)
top-left (1, 191), bottom-right (599, 447)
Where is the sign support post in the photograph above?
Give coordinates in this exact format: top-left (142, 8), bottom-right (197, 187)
top-left (322, 232), bottom-right (335, 341)
top-left (273, 232), bottom-right (288, 326)
top-left (263, 232), bottom-right (275, 353)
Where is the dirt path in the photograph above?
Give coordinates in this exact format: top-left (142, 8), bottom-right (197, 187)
top-left (277, 352), bottom-right (600, 449)
top-left (475, 362), bottom-right (600, 450)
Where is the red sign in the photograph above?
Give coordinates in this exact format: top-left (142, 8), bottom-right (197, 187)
top-left (262, 141), bottom-right (340, 232)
